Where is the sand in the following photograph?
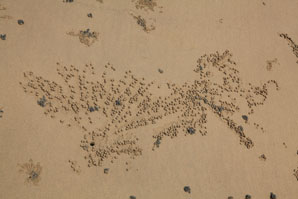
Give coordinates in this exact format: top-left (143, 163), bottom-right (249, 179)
top-left (0, 0), bottom-right (298, 198)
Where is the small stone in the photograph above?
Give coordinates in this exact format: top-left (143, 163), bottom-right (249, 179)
top-left (37, 96), bottom-right (47, 107)
top-left (129, 195), bottom-right (136, 199)
top-left (17, 19), bottom-right (24, 25)
top-left (228, 197), bottom-right (234, 199)
top-left (270, 192), bottom-right (276, 199)
top-left (187, 127), bottom-right (196, 135)
top-left (184, 186), bottom-right (191, 193)
top-left (0, 34), bottom-right (6, 40)
top-left (115, 99), bottom-right (121, 106)
top-left (87, 13), bottom-right (93, 18)
top-left (104, 168), bottom-right (109, 174)
top-left (245, 194), bottom-right (251, 199)
top-left (242, 115), bottom-right (248, 121)
top-left (158, 69), bottom-right (164, 74)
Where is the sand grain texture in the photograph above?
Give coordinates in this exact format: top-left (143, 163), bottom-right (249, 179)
top-left (0, 0), bottom-right (298, 199)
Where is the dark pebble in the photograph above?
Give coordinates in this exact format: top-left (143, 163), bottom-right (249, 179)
top-left (242, 115), bottom-right (248, 121)
top-left (37, 96), bottom-right (46, 107)
top-left (154, 138), bottom-right (161, 148)
top-left (270, 192), bottom-right (276, 199)
top-left (115, 99), bottom-right (121, 106)
top-left (158, 69), bottom-right (164, 74)
top-left (228, 197), bottom-right (234, 199)
top-left (184, 186), bottom-right (191, 193)
top-left (17, 19), bottom-right (24, 25)
top-left (187, 127), bottom-right (196, 135)
top-left (87, 13), bottom-right (93, 18)
top-left (129, 196), bottom-right (136, 199)
top-left (104, 168), bottom-right (109, 174)
top-left (245, 194), bottom-right (251, 199)
top-left (90, 142), bottom-right (95, 146)
top-left (0, 34), bottom-right (6, 40)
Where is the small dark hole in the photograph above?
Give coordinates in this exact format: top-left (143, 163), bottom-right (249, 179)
top-left (90, 142), bottom-right (95, 146)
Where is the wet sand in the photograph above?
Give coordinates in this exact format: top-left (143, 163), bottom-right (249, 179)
top-left (0, 0), bottom-right (298, 198)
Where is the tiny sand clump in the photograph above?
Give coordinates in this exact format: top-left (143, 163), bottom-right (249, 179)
top-left (67, 29), bottom-right (99, 47)
top-left (17, 159), bottom-right (42, 186)
top-left (266, 58), bottom-right (278, 71)
top-left (69, 160), bottom-right (81, 174)
top-left (131, 14), bottom-right (155, 33)
top-left (132, 0), bottom-right (158, 12)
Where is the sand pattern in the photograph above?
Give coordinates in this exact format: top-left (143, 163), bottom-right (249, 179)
top-left (17, 159), bottom-right (42, 186)
top-left (67, 29), bottom-right (99, 47)
top-left (130, 0), bottom-right (163, 33)
top-left (280, 33), bottom-right (298, 63)
top-left (69, 160), bottom-right (81, 174)
top-left (19, 50), bottom-right (279, 167)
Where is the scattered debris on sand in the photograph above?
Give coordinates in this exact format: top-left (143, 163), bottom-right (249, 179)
top-left (20, 50), bottom-right (279, 167)
top-left (266, 58), bottom-right (278, 71)
top-left (279, 33), bottom-right (298, 63)
top-left (67, 29), bottom-right (99, 46)
top-left (259, 154), bottom-right (267, 161)
top-left (69, 160), bottom-right (81, 174)
top-left (17, 159), bottom-right (42, 185)
top-left (131, 14), bottom-right (155, 33)
top-left (132, 0), bottom-right (163, 12)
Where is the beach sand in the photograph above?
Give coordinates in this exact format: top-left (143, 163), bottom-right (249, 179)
top-left (0, 0), bottom-right (298, 198)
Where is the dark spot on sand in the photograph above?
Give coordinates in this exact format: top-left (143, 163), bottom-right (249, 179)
top-left (245, 194), bottom-right (251, 199)
top-left (184, 186), bottom-right (191, 193)
top-left (270, 192), bottom-right (276, 199)
top-left (17, 19), bottom-right (24, 25)
top-left (0, 34), bottom-right (6, 40)
top-left (90, 142), bottom-right (95, 146)
top-left (37, 96), bottom-right (47, 107)
top-left (104, 168), bottom-right (109, 174)
top-left (242, 115), bottom-right (248, 121)
top-left (187, 127), bottom-right (196, 135)
top-left (115, 99), bottom-right (121, 106)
